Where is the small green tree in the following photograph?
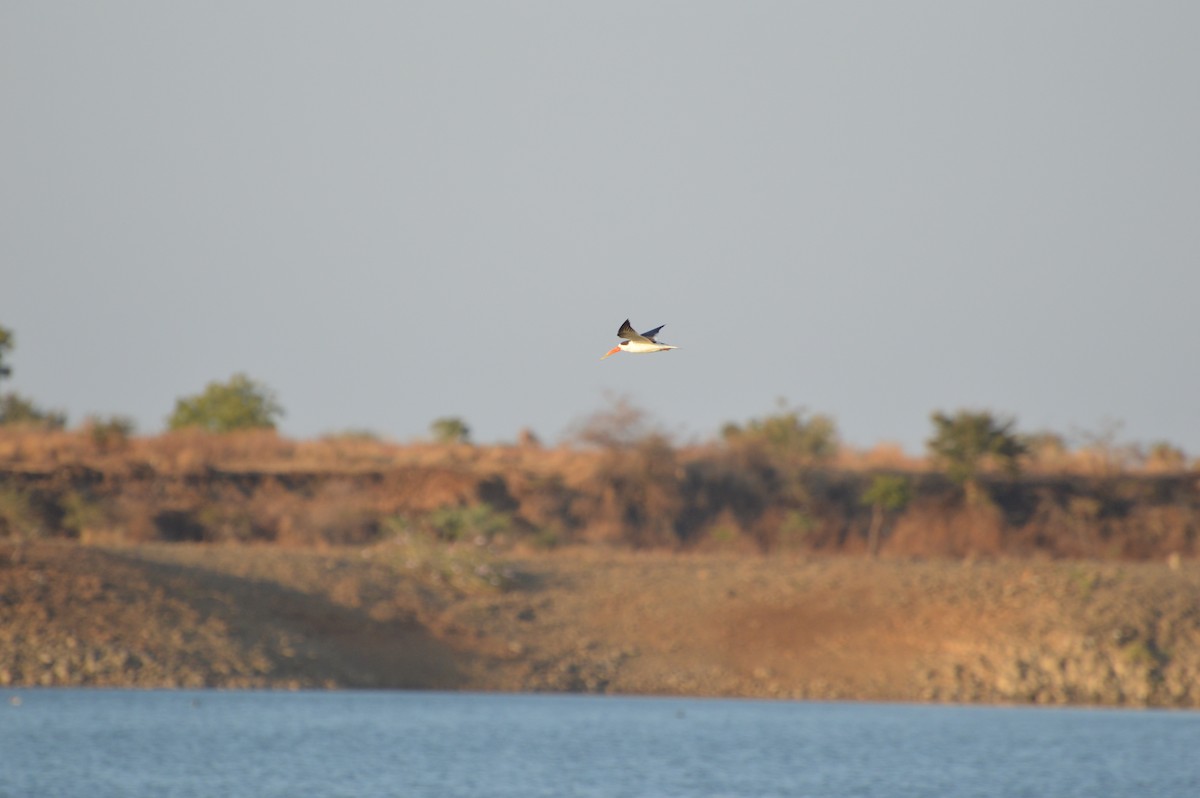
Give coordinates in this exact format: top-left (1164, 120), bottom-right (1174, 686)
top-left (85, 415), bottom-right (136, 452)
top-left (927, 410), bottom-right (1025, 503)
top-left (722, 401), bottom-right (839, 464)
top-left (0, 393), bottom-right (67, 429)
top-left (430, 416), bottom-right (471, 445)
top-left (0, 328), bottom-right (68, 429)
top-left (0, 325), bottom-right (13, 382)
top-left (861, 474), bottom-right (912, 556)
top-left (168, 373), bottom-right (283, 432)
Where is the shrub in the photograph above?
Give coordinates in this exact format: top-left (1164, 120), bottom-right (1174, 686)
top-left (378, 504), bottom-right (514, 547)
top-left (722, 402), bottom-right (839, 465)
top-left (778, 509), bottom-right (816, 549)
top-left (927, 410), bottom-right (1026, 503)
top-left (84, 415), bottom-right (135, 453)
top-left (168, 373), bottom-right (283, 432)
top-left (717, 404), bottom-right (838, 527)
top-left (377, 517), bottom-right (515, 592)
top-left (0, 324), bottom-right (12, 382)
top-left (59, 491), bottom-right (115, 540)
top-left (591, 433), bottom-right (683, 547)
top-left (569, 399), bottom-right (682, 546)
top-left (1023, 432), bottom-right (1071, 473)
top-left (1145, 442), bottom-right (1186, 472)
top-left (0, 393), bottom-right (67, 429)
top-left (0, 487), bottom-right (43, 541)
top-left (0, 328), bottom-right (66, 430)
top-left (283, 480), bottom-right (380, 545)
top-left (1072, 420), bottom-right (1141, 475)
top-left (430, 417), bottom-right (471, 445)
top-left (425, 503), bottom-right (510, 543)
top-left (570, 395), bottom-right (660, 449)
top-left (861, 474), bottom-right (912, 556)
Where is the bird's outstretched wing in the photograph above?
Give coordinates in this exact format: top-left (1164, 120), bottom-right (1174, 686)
top-left (616, 319), bottom-right (649, 343)
top-left (616, 319), bottom-right (664, 344)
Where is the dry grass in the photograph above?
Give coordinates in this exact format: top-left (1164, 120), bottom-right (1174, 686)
top-left (834, 442), bottom-right (929, 472)
top-left (1, 427), bottom-right (1193, 478)
top-left (0, 428), bottom-right (1197, 561)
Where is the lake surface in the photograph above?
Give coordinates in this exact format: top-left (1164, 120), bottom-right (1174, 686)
top-left (2, 690), bottom-right (1198, 798)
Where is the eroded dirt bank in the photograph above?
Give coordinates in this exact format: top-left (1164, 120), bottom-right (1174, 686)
top-left (2, 542), bottom-right (1198, 706)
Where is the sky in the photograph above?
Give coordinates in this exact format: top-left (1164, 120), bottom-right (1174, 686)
top-left (3, 2), bottom-right (1198, 454)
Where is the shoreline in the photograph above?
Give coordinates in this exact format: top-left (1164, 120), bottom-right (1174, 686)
top-left (2, 542), bottom-right (1197, 707)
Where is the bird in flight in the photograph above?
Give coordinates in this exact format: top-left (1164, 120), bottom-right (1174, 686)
top-left (600, 319), bottom-right (678, 360)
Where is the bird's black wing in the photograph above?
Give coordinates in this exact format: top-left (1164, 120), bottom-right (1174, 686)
top-left (639, 324), bottom-right (665, 342)
top-left (616, 319), bottom-right (644, 341)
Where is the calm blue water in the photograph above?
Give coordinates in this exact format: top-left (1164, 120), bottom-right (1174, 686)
top-left (1, 690), bottom-right (1197, 798)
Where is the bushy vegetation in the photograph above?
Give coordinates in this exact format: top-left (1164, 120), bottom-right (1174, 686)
top-left (0, 320), bottom-right (1195, 560)
top-left (0, 486), bottom-right (42, 541)
top-left (927, 410), bottom-right (1026, 503)
top-left (568, 398), bottom-right (684, 547)
top-left (721, 402), bottom-right (839, 465)
top-left (168, 373), bottom-right (283, 432)
top-left (376, 515), bottom-right (515, 591)
top-left (430, 417), bottom-right (471, 445)
top-left (0, 325), bottom-right (12, 382)
top-left (861, 474), bottom-right (912, 556)
top-left (0, 423), bottom-right (1195, 560)
top-left (0, 325), bottom-right (67, 429)
top-left (405, 503), bottom-right (512, 543)
top-left (570, 394), bottom-right (661, 450)
top-left (84, 415), bottom-right (135, 453)
top-left (0, 393), bottom-right (67, 429)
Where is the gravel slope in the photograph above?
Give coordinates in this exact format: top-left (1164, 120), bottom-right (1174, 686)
top-left (2, 542), bottom-right (1198, 706)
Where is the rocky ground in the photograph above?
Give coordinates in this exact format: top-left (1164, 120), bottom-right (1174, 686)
top-left (2, 541), bottom-right (1198, 707)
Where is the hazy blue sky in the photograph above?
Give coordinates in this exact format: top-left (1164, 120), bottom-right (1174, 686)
top-left (4, 3), bottom-right (1198, 453)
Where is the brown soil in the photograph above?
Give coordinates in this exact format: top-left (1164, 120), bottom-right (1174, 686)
top-left (2, 542), bottom-right (1198, 707)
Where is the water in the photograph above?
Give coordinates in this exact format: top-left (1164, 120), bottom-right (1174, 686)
top-left (2, 690), bottom-right (1198, 798)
